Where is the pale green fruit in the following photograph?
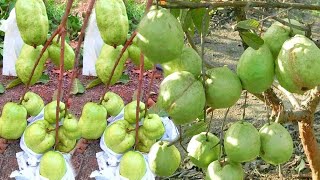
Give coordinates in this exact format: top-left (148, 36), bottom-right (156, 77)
top-left (104, 120), bottom-right (135, 153)
top-left (15, 0), bottom-right (49, 46)
top-left (236, 44), bottom-right (274, 94)
top-left (162, 47), bottom-right (202, 77)
top-left (48, 37), bottom-right (75, 70)
top-left (224, 121), bottom-right (260, 162)
top-left (187, 132), bottom-right (220, 168)
top-left (157, 71), bottom-right (205, 125)
top-left (205, 66), bottom-right (242, 109)
top-left (56, 127), bottom-right (77, 153)
top-left (143, 114), bottom-right (165, 140)
top-left (120, 151), bottom-right (146, 180)
top-left (128, 44), bottom-right (154, 70)
top-left (148, 141), bottom-right (181, 177)
top-left (21, 91), bottom-right (44, 116)
top-left (16, 44), bottom-right (48, 85)
top-left (44, 101), bottom-right (66, 124)
top-left (40, 151), bottom-right (67, 180)
top-left (95, 0), bottom-right (129, 46)
top-left (96, 44), bottom-right (128, 85)
top-left (124, 101), bottom-right (146, 124)
top-left (24, 120), bottom-right (55, 154)
top-left (0, 102), bottom-right (27, 139)
top-left (275, 35), bottom-right (320, 94)
top-left (62, 114), bottom-right (81, 140)
top-left (136, 127), bottom-right (156, 153)
top-left (137, 8), bottom-right (184, 63)
top-left (101, 92), bottom-right (124, 116)
top-left (206, 160), bottom-right (244, 180)
top-left (259, 122), bottom-right (293, 165)
top-left (78, 102), bottom-right (107, 140)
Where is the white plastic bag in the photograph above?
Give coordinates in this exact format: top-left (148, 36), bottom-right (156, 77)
top-left (0, 8), bottom-right (24, 76)
top-left (82, 9), bottom-right (104, 76)
top-left (90, 110), bottom-right (180, 180)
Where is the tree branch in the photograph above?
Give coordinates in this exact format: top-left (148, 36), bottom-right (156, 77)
top-left (302, 86), bottom-right (320, 113)
top-left (273, 82), bottom-right (301, 110)
top-left (159, 1), bottom-right (320, 11)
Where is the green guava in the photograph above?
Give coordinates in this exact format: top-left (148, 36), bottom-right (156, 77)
top-left (137, 8), bottom-right (184, 63)
top-left (157, 71), bottom-right (206, 125)
top-left (236, 44), bottom-right (274, 94)
top-left (224, 121), bottom-right (260, 162)
top-left (275, 35), bottom-right (320, 94)
top-left (259, 122), bottom-right (293, 165)
top-left (205, 66), bottom-right (242, 109)
top-left (162, 47), bottom-right (202, 77)
top-left (206, 160), bottom-right (244, 180)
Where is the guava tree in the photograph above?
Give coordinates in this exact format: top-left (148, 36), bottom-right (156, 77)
top-left (156, 0), bottom-right (320, 179)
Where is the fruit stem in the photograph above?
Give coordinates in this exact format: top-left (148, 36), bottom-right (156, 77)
top-left (64, 0), bottom-right (96, 113)
top-left (134, 53), bottom-right (145, 149)
top-left (218, 107), bottom-right (230, 161)
top-left (242, 91), bottom-right (248, 120)
top-left (144, 65), bottom-right (156, 117)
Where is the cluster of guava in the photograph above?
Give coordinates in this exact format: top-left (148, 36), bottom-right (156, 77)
top-left (15, 0), bottom-right (75, 86)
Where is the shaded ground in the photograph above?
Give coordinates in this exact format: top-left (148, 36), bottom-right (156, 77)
top-left (1, 1), bottom-right (320, 180)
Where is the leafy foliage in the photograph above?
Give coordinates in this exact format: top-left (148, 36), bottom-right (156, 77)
top-left (125, 0), bottom-right (145, 32)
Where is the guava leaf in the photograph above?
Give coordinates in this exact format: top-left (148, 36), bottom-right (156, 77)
top-left (6, 78), bottom-right (22, 89)
top-left (0, 83), bottom-right (5, 94)
top-left (240, 31), bottom-right (264, 50)
top-left (181, 10), bottom-right (193, 32)
top-left (295, 159), bottom-right (306, 173)
top-left (86, 78), bottom-right (102, 89)
top-left (71, 78), bottom-right (85, 95)
top-left (236, 19), bottom-right (260, 30)
top-left (148, 102), bottom-right (168, 117)
top-left (37, 74), bottom-right (50, 84)
top-left (191, 8), bottom-right (210, 35)
top-left (170, 9), bottom-right (181, 18)
top-left (117, 74), bottom-right (130, 84)
top-left (184, 121), bottom-right (208, 138)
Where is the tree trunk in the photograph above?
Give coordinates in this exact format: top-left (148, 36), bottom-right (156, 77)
top-left (298, 116), bottom-right (320, 180)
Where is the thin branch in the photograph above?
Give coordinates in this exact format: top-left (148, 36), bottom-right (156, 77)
top-left (273, 82), bottom-right (301, 110)
top-left (159, 1), bottom-right (320, 11)
top-left (302, 86), bottom-right (320, 113)
top-left (144, 65), bottom-right (156, 117)
top-left (219, 107), bottom-right (230, 161)
top-left (242, 91), bottom-right (248, 120)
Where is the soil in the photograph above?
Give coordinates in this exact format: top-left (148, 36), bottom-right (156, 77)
top-left (0, 1), bottom-right (320, 180)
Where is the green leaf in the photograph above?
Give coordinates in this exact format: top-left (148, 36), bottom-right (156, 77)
top-left (0, 83), bottom-right (5, 94)
top-left (71, 78), bottom-right (85, 95)
top-left (184, 121), bottom-right (208, 139)
top-left (295, 159), bottom-right (306, 173)
top-left (170, 9), bottom-right (181, 18)
top-left (117, 74), bottom-right (130, 84)
top-left (236, 19), bottom-right (260, 31)
top-left (181, 10), bottom-right (193, 32)
top-left (148, 102), bottom-right (168, 117)
top-left (86, 78), bottom-right (102, 89)
top-left (240, 31), bottom-right (264, 50)
top-left (6, 78), bottom-right (22, 89)
top-left (191, 8), bottom-right (210, 35)
top-left (37, 74), bottom-right (50, 84)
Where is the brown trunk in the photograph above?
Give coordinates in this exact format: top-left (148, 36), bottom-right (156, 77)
top-left (298, 116), bottom-right (320, 180)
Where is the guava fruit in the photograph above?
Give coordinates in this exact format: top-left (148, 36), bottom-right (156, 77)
top-left (275, 35), bottom-right (320, 94)
top-left (15, 0), bottom-right (49, 46)
top-left (259, 122), bottom-right (293, 165)
top-left (157, 71), bottom-right (206, 125)
top-left (206, 160), bottom-right (244, 180)
top-left (224, 121), bottom-right (260, 162)
top-left (148, 141), bottom-right (181, 177)
top-left (21, 91), bottom-right (44, 116)
top-left (40, 151), bottom-right (67, 180)
top-left (263, 19), bottom-right (304, 58)
top-left (124, 101), bottom-right (146, 124)
top-left (78, 102), bottom-right (107, 140)
top-left (187, 132), bottom-right (220, 168)
top-left (205, 66), bottom-right (242, 109)
top-left (16, 44), bottom-right (48, 85)
top-left (128, 37), bottom-right (154, 70)
top-left (44, 101), bottom-right (66, 124)
top-left (137, 7), bottom-right (184, 63)
top-left (236, 44), bottom-right (274, 94)
top-left (142, 114), bottom-right (165, 140)
top-left (95, 0), bottom-right (129, 46)
top-left (96, 44), bottom-right (128, 85)
top-left (48, 37), bottom-right (75, 70)
top-left (0, 102), bottom-right (27, 140)
top-left (162, 46), bottom-right (202, 77)
top-left (119, 151), bottom-right (146, 180)
top-left (101, 92), bottom-right (124, 116)
top-left (136, 127), bottom-right (156, 153)
top-left (104, 120), bottom-right (135, 153)
top-left (55, 127), bottom-right (77, 153)
top-left (62, 113), bottom-right (81, 140)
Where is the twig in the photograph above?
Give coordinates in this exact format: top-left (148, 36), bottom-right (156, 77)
top-left (179, 126), bottom-right (188, 153)
top-left (206, 111), bottom-right (214, 137)
top-left (219, 107), bottom-right (230, 161)
top-left (64, 0), bottom-right (96, 112)
top-left (159, 1), bottom-right (320, 10)
top-left (134, 53), bottom-right (144, 149)
top-left (185, 31), bottom-right (199, 54)
top-left (144, 65), bottom-right (156, 116)
top-left (273, 82), bottom-right (301, 110)
top-left (242, 91), bottom-right (247, 120)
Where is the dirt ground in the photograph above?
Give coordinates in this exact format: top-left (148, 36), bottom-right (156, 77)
top-left (0, 1), bottom-right (320, 180)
